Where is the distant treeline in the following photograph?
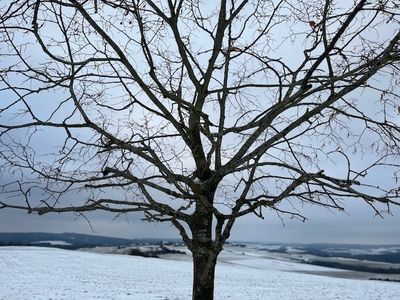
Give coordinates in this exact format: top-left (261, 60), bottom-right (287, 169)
top-left (0, 232), bottom-right (184, 249)
top-left (127, 246), bottom-right (186, 258)
top-left (369, 278), bottom-right (400, 283)
top-left (0, 242), bottom-right (100, 250)
top-left (0, 232), bottom-right (134, 247)
top-left (264, 246), bottom-right (400, 264)
top-left (306, 260), bottom-right (400, 274)
top-left (302, 248), bottom-right (400, 264)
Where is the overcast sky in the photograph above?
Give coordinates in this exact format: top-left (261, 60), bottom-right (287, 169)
top-left (1, 202), bottom-right (399, 244)
top-left (1, 1), bottom-right (399, 246)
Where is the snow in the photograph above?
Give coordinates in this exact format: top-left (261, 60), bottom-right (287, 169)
top-left (1, 246), bottom-right (400, 299)
top-left (32, 241), bottom-right (73, 246)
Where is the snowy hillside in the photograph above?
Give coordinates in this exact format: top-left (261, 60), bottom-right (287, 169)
top-left (1, 246), bottom-right (400, 300)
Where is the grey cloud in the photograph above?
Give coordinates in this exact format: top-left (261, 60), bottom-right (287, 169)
top-left (1, 200), bottom-right (399, 244)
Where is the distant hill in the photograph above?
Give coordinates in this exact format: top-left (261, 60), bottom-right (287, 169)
top-left (0, 232), bottom-right (166, 249)
top-left (234, 242), bottom-right (400, 266)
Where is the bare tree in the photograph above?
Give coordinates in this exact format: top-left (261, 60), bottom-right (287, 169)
top-left (1, 0), bottom-right (399, 299)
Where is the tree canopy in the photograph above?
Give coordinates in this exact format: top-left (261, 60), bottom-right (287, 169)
top-left (1, 1), bottom-right (399, 299)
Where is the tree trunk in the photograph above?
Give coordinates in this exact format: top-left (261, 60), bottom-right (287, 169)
top-left (190, 192), bottom-right (218, 300)
top-left (192, 249), bottom-right (217, 300)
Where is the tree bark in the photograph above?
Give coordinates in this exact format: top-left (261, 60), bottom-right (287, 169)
top-left (192, 249), bottom-right (217, 300)
top-left (190, 193), bottom-right (218, 300)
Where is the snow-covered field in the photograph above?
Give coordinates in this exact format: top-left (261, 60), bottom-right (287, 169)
top-left (1, 246), bottom-right (400, 300)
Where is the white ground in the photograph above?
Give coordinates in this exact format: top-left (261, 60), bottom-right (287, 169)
top-left (32, 241), bottom-right (73, 246)
top-left (1, 246), bottom-right (400, 300)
